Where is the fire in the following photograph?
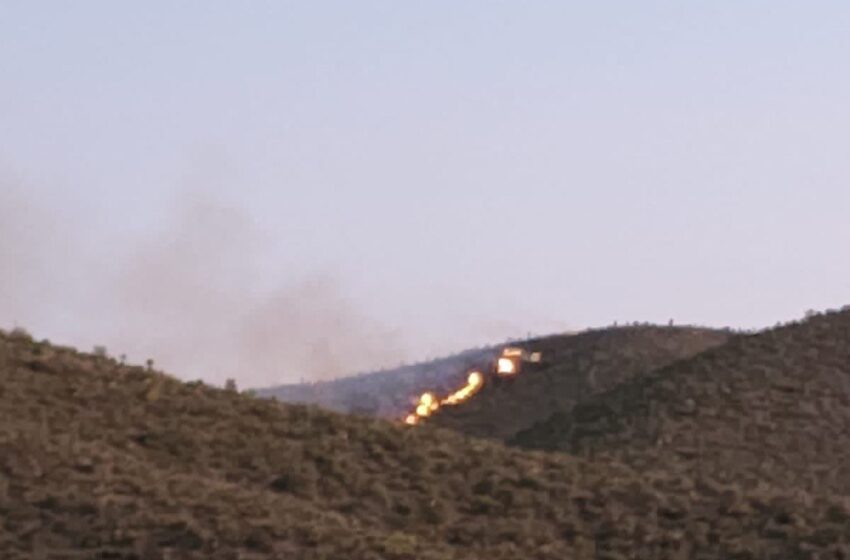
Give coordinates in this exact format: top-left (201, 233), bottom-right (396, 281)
top-left (401, 347), bottom-right (540, 425)
top-left (401, 371), bottom-right (485, 425)
top-left (441, 371), bottom-right (484, 406)
top-left (414, 392), bottom-right (439, 418)
top-left (496, 357), bottom-right (517, 376)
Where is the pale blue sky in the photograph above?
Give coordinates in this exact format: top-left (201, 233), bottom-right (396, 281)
top-left (2, 2), bottom-right (848, 385)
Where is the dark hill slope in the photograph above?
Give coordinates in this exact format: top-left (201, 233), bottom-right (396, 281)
top-left (514, 310), bottom-right (850, 496)
top-left (259, 326), bottom-right (730, 425)
top-left (255, 346), bottom-right (497, 418)
top-left (431, 326), bottom-right (731, 441)
top-left (1, 330), bottom-right (848, 559)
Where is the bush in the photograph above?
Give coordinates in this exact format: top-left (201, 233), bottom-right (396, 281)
top-left (380, 532), bottom-right (418, 558)
top-left (9, 327), bottom-right (33, 342)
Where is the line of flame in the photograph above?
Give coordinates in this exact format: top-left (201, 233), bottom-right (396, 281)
top-left (403, 371), bottom-right (484, 425)
top-left (402, 347), bottom-right (531, 425)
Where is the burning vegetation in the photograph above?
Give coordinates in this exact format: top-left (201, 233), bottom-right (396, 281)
top-left (403, 347), bottom-right (540, 425)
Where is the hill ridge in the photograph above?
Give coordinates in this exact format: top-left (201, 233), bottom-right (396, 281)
top-left (429, 325), bottom-right (731, 441)
top-left (513, 309), bottom-right (850, 496)
top-left (2, 327), bottom-right (849, 558)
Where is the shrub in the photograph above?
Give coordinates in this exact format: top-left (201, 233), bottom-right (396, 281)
top-left (10, 326), bottom-right (33, 342)
top-left (380, 532), bottom-right (418, 558)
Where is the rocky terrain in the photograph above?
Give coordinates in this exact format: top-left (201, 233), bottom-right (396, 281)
top-left (1, 321), bottom-right (849, 559)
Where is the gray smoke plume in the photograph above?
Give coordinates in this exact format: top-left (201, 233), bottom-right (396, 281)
top-left (0, 175), bottom-right (71, 330)
top-left (0, 176), bottom-right (408, 387)
top-left (0, 180), bottom-right (37, 323)
top-left (102, 190), bottom-right (409, 386)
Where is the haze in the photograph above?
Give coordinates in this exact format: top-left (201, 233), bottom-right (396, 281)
top-left (2, 2), bottom-right (848, 387)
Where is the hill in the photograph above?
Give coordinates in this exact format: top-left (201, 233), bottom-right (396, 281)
top-left (257, 326), bottom-right (730, 427)
top-left (513, 309), bottom-right (850, 496)
top-left (254, 346), bottom-right (498, 418)
top-left (2, 328), bottom-right (849, 559)
top-left (430, 326), bottom-right (731, 441)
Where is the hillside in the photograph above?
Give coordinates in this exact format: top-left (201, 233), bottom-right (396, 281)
top-left (2, 328), bottom-right (849, 559)
top-left (514, 309), bottom-right (850, 497)
top-left (255, 347), bottom-right (498, 418)
top-left (258, 326), bottom-right (730, 428)
top-left (430, 326), bottom-right (731, 441)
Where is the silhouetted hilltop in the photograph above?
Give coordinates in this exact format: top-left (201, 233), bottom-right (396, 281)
top-left (514, 309), bottom-right (850, 496)
top-left (1, 328), bottom-right (849, 559)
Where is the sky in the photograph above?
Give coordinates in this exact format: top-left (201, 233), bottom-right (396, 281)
top-left (1, 1), bottom-right (849, 387)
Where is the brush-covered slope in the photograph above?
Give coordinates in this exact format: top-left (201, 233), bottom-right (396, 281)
top-left (255, 347), bottom-right (497, 418)
top-left (2, 329), bottom-right (849, 559)
top-left (514, 309), bottom-right (850, 496)
top-left (431, 326), bottom-right (731, 441)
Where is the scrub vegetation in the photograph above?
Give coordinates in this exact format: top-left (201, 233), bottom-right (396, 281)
top-left (1, 312), bottom-right (849, 558)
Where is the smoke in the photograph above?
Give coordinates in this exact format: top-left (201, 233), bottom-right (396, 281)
top-left (236, 275), bottom-right (408, 386)
top-left (102, 189), bottom-right (409, 386)
top-left (1, 169), bottom-right (571, 389)
top-left (0, 180), bottom-right (37, 323)
top-left (0, 175), bottom-right (72, 329)
top-left (0, 176), bottom-right (408, 386)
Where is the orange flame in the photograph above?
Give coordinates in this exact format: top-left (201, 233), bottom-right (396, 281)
top-left (441, 371), bottom-right (484, 405)
top-left (414, 392), bottom-right (439, 418)
top-left (401, 371), bottom-right (484, 425)
top-left (496, 357), bottom-right (517, 376)
top-left (402, 346), bottom-right (539, 426)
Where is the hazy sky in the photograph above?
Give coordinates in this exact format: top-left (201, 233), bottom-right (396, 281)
top-left (2, 2), bottom-right (849, 386)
